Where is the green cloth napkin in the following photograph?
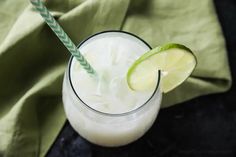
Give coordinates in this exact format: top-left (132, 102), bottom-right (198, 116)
top-left (0, 0), bottom-right (232, 156)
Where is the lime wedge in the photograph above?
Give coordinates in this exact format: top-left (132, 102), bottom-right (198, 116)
top-left (127, 43), bottom-right (197, 93)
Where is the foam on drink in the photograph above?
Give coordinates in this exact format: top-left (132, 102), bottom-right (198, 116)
top-left (70, 32), bottom-right (155, 114)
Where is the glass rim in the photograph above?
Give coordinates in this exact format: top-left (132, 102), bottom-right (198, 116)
top-left (68, 30), bottom-right (161, 117)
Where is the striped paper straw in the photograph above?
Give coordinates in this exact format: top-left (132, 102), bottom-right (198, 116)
top-left (30, 0), bottom-right (96, 76)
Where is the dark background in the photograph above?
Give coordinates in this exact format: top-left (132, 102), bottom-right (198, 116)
top-left (47, 0), bottom-right (236, 156)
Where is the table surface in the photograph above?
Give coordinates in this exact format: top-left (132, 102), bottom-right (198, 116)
top-left (47, 0), bottom-right (236, 156)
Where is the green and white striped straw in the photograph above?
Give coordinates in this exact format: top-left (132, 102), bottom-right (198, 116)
top-left (30, 0), bottom-right (96, 76)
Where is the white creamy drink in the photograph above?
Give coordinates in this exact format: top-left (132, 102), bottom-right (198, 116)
top-left (63, 31), bottom-right (162, 146)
